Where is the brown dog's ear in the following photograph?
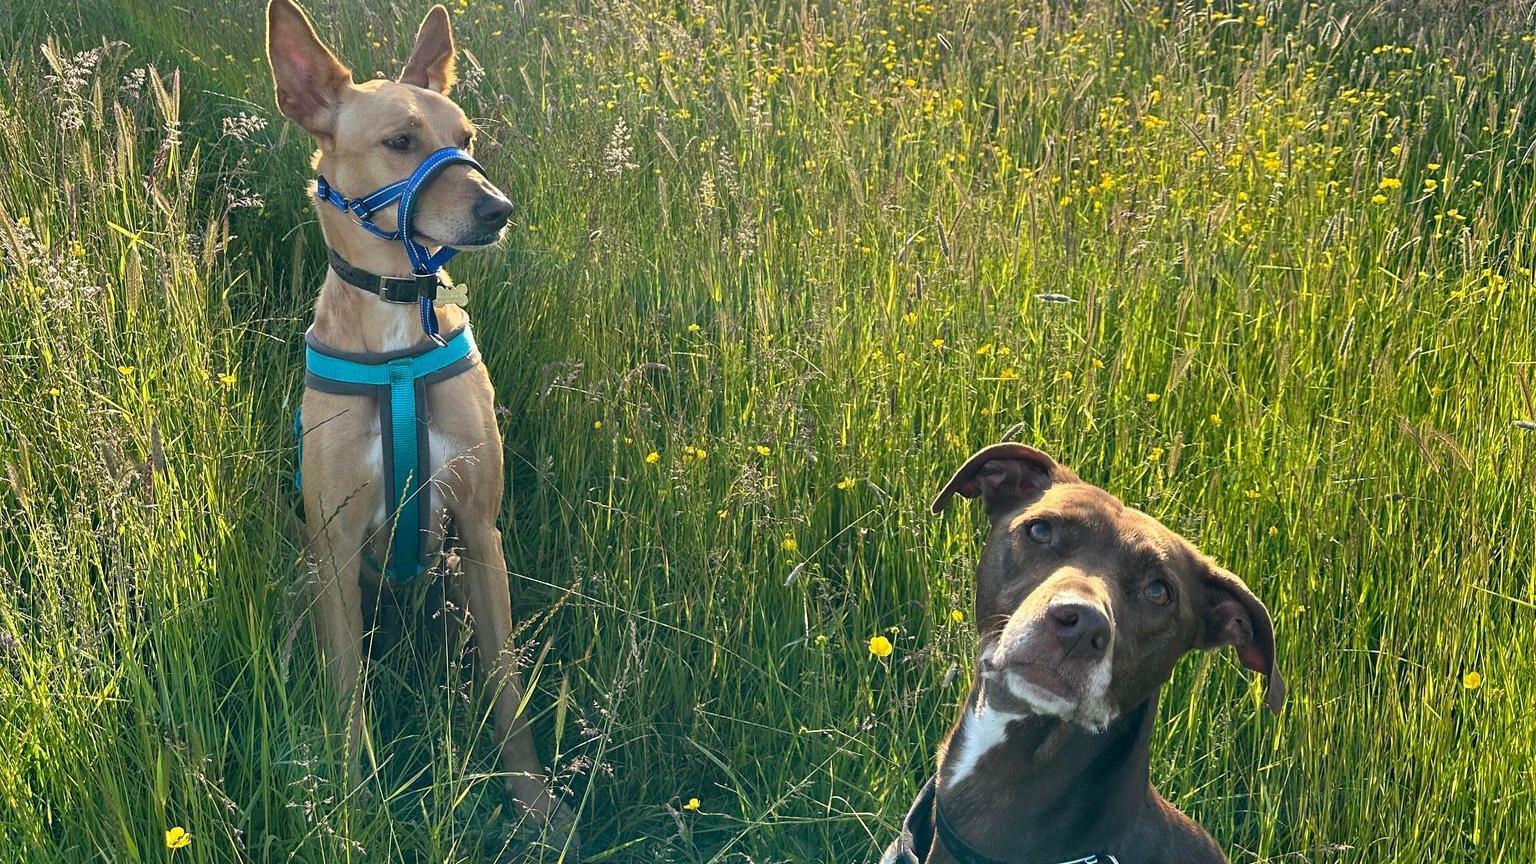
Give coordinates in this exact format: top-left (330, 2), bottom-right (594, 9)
top-left (931, 443), bottom-right (1062, 516)
top-left (400, 5), bottom-right (457, 94)
top-left (266, 0), bottom-right (352, 135)
top-left (1200, 567), bottom-right (1286, 713)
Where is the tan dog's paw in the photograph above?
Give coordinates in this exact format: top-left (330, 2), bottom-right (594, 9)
top-left (509, 780), bottom-right (581, 860)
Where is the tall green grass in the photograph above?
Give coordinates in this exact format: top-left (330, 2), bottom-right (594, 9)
top-left (2, 1), bottom-right (1534, 861)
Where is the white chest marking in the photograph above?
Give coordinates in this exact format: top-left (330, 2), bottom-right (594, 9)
top-left (944, 701), bottom-right (1023, 790)
top-left (358, 412), bottom-right (477, 533)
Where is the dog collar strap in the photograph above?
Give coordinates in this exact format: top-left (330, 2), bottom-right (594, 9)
top-left (315, 146), bottom-right (484, 339)
top-left (327, 247), bottom-right (442, 304)
top-left (299, 325), bottom-right (480, 581)
top-left (881, 777), bottom-right (1119, 864)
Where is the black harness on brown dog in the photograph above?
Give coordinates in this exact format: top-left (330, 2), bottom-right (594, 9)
top-left (881, 776), bottom-right (1121, 864)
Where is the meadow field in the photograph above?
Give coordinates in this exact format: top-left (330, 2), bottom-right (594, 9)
top-left (2, 0), bottom-right (1535, 861)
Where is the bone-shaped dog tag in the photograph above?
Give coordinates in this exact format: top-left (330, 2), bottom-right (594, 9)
top-left (435, 282), bottom-right (470, 307)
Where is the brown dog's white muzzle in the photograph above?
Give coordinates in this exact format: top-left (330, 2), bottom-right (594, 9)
top-left (982, 574), bottom-right (1118, 729)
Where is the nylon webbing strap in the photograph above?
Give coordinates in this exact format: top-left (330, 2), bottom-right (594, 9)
top-left (387, 358), bottom-right (420, 579)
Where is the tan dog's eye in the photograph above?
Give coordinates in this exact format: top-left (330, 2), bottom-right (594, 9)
top-left (1025, 519), bottom-right (1052, 544)
top-left (383, 134), bottom-right (413, 151)
top-left (1145, 580), bottom-right (1173, 606)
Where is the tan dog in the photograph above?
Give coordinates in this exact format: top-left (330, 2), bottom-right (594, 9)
top-left (266, 0), bottom-right (575, 840)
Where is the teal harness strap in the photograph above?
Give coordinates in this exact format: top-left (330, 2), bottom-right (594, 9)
top-left (387, 359), bottom-right (420, 575)
top-left (298, 325), bottom-right (479, 581)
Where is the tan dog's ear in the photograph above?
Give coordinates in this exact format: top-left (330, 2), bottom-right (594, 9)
top-left (266, 0), bottom-right (352, 135)
top-left (1200, 566), bottom-right (1286, 713)
top-left (400, 5), bottom-right (457, 94)
top-left (931, 443), bottom-right (1062, 516)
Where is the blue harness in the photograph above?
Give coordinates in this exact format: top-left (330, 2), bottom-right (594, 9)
top-left (297, 146), bottom-right (488, 580)
top-left (299, 327), bottom-right (480, 580)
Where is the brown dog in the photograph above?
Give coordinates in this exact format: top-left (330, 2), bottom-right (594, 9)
top-left (883, 443), bottom-right (1284, 864)
top-left (266, 0), bottom-right (574, 840)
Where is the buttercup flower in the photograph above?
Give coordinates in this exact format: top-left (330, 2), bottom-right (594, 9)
top-left (165, 826), bottom-right (191, 850)
top-left (868, 635), bottom-right (893, 657)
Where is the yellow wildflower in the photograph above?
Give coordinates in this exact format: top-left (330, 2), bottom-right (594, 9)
top-left (645, 451), bottom-right (661, 464)
top-left (684, 797), bottom-right (701, 810)
top-left (868, 635), bottom-right (893, 657)
top-left (1463, 671), bottom-right (1482, 690)
top-left (165, 827), bottom-right (191, 850)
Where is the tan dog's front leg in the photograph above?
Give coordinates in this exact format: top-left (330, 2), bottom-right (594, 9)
top-left (308, 504), bottom-right (369, 790)
top-left (458, 519), bottom-right (578, 843)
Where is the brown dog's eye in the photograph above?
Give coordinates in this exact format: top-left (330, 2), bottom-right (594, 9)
top-left (383, 134), bottom-right (412, 151)
top-left (1025, 520), bottom-right (1052, 544)
top-left (1145, 580), bottom-right (1173, 606)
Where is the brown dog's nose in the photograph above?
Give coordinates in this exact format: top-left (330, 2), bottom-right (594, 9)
top-left (473, 193), bottom-right (512, 229)
top-left (1048, 602), bottom-right (1110, 657)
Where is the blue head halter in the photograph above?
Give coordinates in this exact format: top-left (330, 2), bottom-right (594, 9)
top-left (315, 146), bottom-right (485, 339)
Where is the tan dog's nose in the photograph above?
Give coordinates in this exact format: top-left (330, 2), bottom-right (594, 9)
top-left (473, 192), bottom-right (512, 230)
top-left (1047, 601), bottom-right (1110, 658)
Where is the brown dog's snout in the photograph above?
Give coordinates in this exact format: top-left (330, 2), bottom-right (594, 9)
top-left (473, 192), bottom-right (512, 229)
top-left (1047, 601), bottom-right (1111, 658)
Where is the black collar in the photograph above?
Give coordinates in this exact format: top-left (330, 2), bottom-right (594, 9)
top-left (327, 247), bottom-right (441, 304)
top-left (883, 776), bottom-right (1120, 864)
